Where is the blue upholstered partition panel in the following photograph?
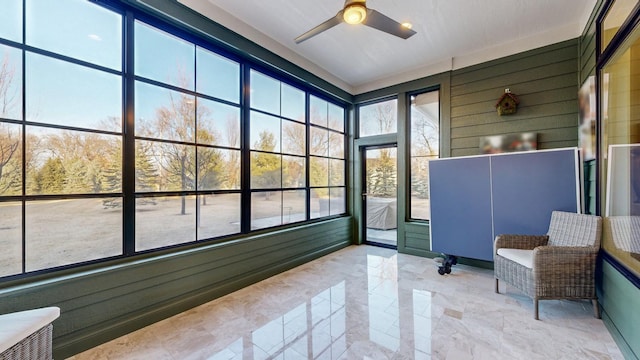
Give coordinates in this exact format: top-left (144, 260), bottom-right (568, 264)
top-left (429, 156), bottom-right (494, 260)
top-left (429, 148), bottom-right (580, 261)
top-left (491, 149), bottom-right (579, 237)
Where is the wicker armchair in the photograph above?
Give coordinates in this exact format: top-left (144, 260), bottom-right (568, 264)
top-left (494, 211), bottom-right (602, 320)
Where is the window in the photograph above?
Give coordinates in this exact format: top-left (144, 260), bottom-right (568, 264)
top-left (310, 96), bottom-right (346, 218)
top-left (358, 98), bottom-right (397, 137)
top-left (409, 90), bottom-right (440, 220)
top-left (0, 0), bottom-right (124, 275)
top-left (134, 21), bottom-right (242, 248)
top-left (600, 17), bottom-right (640, 277)
top-left (601, 0), bottom-right (638, 53)
top-left (0, 2), bottom-right (347, 280)
top-left (250, 70), bottom-right (309, 229)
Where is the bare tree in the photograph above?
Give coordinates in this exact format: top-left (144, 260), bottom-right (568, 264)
top-left (0, 124), bottom-right (20, 195)
top-left (374, 103), bottom-right (395, 134)
top-left (223, 117), bottom-right (240, 189)
top-left (0, 52), bottom-right (18, 117)
top-left (412, 113), bottom-right (439, 156)
top-left (0, 52), bottom-right (20, 195)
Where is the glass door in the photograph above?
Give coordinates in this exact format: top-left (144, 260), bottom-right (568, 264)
top-left (362, 145), bottom-right (398, 248)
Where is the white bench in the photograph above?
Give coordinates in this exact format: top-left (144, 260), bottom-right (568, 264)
top-left (0, 307), bottom-right (60, 360)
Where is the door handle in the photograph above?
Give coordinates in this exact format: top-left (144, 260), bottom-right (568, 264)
top-left (362, 193), bottom-right (369, 200)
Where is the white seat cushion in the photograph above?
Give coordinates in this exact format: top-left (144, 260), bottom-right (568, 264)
top-left (0, 307), bottom-right (60, 353)
top-left (497, 248), bottom-right (534, 268)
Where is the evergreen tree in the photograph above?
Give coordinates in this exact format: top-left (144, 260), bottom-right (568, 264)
top-left (250, 131), bottom-right (280, 191)
top-left (38, 157), bottom-right (66, 194)
top-left (251, 131), bottom-right (280, 202)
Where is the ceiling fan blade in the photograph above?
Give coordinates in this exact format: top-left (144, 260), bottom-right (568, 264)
top-left (295, 11), bottom-right (344, 44)
top-left (362, 8), bottom-right (416, 39)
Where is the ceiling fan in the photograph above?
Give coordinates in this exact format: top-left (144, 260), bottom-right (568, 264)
top-left (294, 0), bottom-right (417, 44)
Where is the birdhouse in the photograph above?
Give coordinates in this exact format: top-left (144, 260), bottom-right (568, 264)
top-left (495, 89), bottom-right (519, 116)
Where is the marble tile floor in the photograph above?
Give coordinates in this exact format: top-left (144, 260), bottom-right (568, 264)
top-left (68, 245), bottom-right (623, 360)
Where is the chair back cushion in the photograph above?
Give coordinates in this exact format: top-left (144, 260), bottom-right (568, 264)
top-left (547, 211), bottom-right (602, 247)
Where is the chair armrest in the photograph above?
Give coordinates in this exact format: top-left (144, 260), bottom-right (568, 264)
top-left (494, 234), bottom-right (549, 253)
top-left (532, 246), bottom-right (599, 275)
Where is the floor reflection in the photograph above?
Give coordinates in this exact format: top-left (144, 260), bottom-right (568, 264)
top-left (69, 245), bottom-right (622, 360)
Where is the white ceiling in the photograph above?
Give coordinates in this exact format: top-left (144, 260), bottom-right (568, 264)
top-left (178, 0), bottom-right (596, 95)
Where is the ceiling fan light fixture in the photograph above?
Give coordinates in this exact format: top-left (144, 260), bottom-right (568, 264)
top-left (343, 4), bottom-right (367, 25)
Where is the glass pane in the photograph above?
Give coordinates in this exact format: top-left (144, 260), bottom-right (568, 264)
top-left (330, 187), bottom-right (345, 216)
top-left (410, 90), bottom-right (439, 220)
top-left (328, 132), bottom-right (344, 159)
top-left (224, 149), bottom-right (241, 190)
top-left (135, 21), bottom-right (194, 90)
top-left (26, 0), bottom-right (122, 70)
top-left (251, 151), bottom-right (281, 189)
top-left (135, 81), bottom-right (195, 142)
top-left (359, 98), bottom-right (397, 137)
top-left (410, 156), bottom-right (435, 221)
top-left (310, 127), bottom-right (328, 156)
top-left (310, 96), bottom-right (327, 127)
top-left (0, 0), bottom-right (22, 42)
top-left (411, 91), bottom-right (439, 157)
top-left (366, 148), bottom-right (397, 198)
top-left (197, 193), bottom-right (240, 240)
top-left (198, 148), bottom-right (240, 190)
top-left (136, 195), bottom-right (196, 251)
top-left (0, 201), bottom-right (21, 277)
top-left (26, 53), bottom-right (122, 132)
top-left (281, 83), bottom-right (305, 121)
top-left (282, 119), bottom-right (305, 156)
top-left (283, 190), bottom-right (306, 224)
top-left (365, 147), bottom-right (397, 245)
top-left (283, 155), bottom-right (305, 188)
top-left (25, 198), bottom-right (122, 271)
top-left (26, 127), bottom-right (122, 195)
top-left (328, 103), bottom-right (344, 132)
top-left (135, 140), bottom-right (195, 192)
top-left (250, 111), bottom-right (281, 152)
top-left (0, 45), bottom-right (22, 120)
top-left (197, 97), bottom-right (240, 148)
top-left (602, 0), bottom-right (638, 52)
top-left (329, 159), bottom-right (344, 186)
top-left (251, 191), bottom-right (282, 230)
top-left (250, 70), bottom-right (280, 114)
top-left (310, 156), bottom-right (328, 187)
top-left (196, 46), bottom-right (239, 103)
top-left (310, 188), bottom-right (329, 219)
top-left (0, 122), bottom-right (22, 196)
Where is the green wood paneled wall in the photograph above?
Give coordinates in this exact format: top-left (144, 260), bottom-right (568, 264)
top-left (599, 260), bottom-right (640, 360)
top-left (0, 217), bottom-right (352, 358)
top-left (450, 39), bottom-right (580, 157)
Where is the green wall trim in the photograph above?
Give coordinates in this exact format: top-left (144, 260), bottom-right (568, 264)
top-left (0, 217), bottom-right (352, 359)
top-left (603, 311), bottom-right (638, 360)
top-left (598, 260), bottom-right (640, 360)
